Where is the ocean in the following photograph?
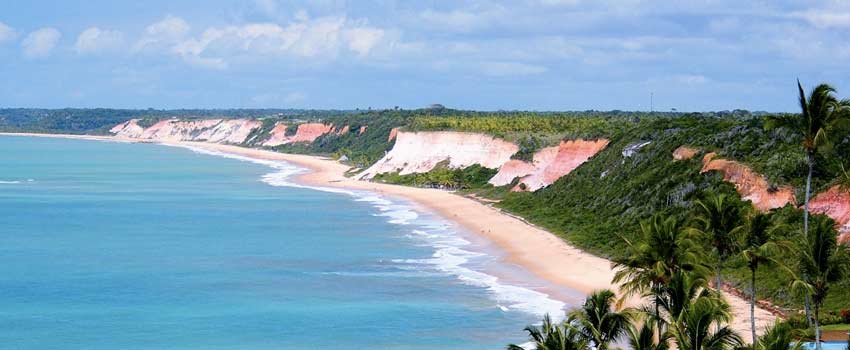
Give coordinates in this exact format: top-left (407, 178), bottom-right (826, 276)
top-left (0, 135), bottom-right (573, 349)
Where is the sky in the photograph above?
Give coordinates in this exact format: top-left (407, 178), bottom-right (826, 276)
top-left (1, 0), bottom-right (849, 112)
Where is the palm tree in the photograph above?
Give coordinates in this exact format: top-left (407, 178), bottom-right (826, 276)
top-left (692, 193), bottom-right (744, 292)
top-left (757, 321), bottom-right (803, 350)
top-left (794, 215), bottom-right (850, 350)
top-left (740, 212), bottom-right (785, 344)
top-left (507, 314), bottom-right (588, 350)
top-left (656, 270), bottom-right (712, 324)
top-left (669, 296), bottom-right (743, 350)
top-left (566, 289), bottom-right (633, 350)
top-left (766, 82), bottom-right (850, 242)
top-left (766, 81), bottom-right (850, 323)
top-left (613, 215), bottom-right (706, 321)
top-left (626, 321), bottom-right (670, 350)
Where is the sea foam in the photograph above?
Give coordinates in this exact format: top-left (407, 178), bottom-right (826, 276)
top-left (169, 144), bottom-right (567, 319)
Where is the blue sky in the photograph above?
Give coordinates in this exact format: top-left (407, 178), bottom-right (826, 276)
top-left (1, 0), bottom-right (848, 112)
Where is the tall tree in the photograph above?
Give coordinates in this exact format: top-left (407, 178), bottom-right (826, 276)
top-left (507, 314), bottom-right (588, 350)
top-left (613, 215), bottom-right (706, 323)
top-left (566, 289), bottom-right (633, 350)
top-left (794, 215), bottom-right (850, 350)
top-left (739, 212), bottom-right (784, 345)
top-left (692, 193), bottom-right (744, 292)
top-left (766, 81), bottom-right (850, 323)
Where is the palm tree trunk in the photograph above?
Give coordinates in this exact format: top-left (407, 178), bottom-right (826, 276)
top-left (814, 304), bottom-right (821, 350)
top-left (804, 152), bottom-right (814, 327)
top-left (750, 267), bottom-right (757, 346)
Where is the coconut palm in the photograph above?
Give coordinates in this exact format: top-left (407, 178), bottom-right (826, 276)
top-left (566, 289), bottom-right (633, 350)
top-left (766, 82), bottom-right (850, 241)
top-left (656, 270), bottom-right (713, 324)
top-left (794, 215), bottom-right (850, 350)
top-left (691, 193), bottom-right (745, 291)
top-left (668, 296), bottom-right (743, 350)
top-left (507, 314), bottom-right (588, 350)
top-left (757, 321), bottom-right (803, 350)
top-left (740, 212), bottom-right (785, 344)
top-left (767, 81), bottom-right (850, 327)
top-left (613, 214), bottom-right (706, 321)
top-left (626, 321), bottom-right (670, 350)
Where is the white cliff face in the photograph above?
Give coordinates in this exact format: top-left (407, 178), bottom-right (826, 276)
top-left (109, 119), bottom-right (261, 144)
top-left (358, 131), bottom-right (519, 179)
top-left (110, 119), bottom-right (145, 138)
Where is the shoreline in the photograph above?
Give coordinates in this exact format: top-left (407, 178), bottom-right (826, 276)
top-left (1, 132), bottom-right (778, 336)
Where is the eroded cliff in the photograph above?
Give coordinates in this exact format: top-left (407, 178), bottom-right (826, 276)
top-left (809, 185), bottom-right (850, 242)
top-left (358, 131), bottom-right (519, 179)
top-left (489, 139), bottom-right (610, 191)
top-left (701, 152), bottom-right (796, 211)
top-left (111, 118), bottom-right (261, 144)
top-left (263, 122), bottom-right (334, 146)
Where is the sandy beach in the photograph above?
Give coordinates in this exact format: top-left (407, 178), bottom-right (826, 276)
top-left (1, 133), bottom-right (779, 337)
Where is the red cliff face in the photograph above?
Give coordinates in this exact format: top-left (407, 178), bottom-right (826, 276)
top-left (336, 125), bottom-right (350, 135)
top-left (359, 126), bottom-right (368, 135)
top-left (701, 152), bottom-right (796, 211)
top-left (489, 139), bottom-right (610, 192)
top-left (263, 123), bottom-right (334, 146)
top-left (388, 127), bottom-right (399, 142)
top-left (809, 185), bottom-right (850, 242)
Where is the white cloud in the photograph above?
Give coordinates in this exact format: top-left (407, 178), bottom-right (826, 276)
top-left (344, 26), bottom-right (384, 56)
top-left (793, 10), bottom-right (850, 28)
top-left (169, 15), bottom-right (388, 69)
top-left (134, 15), bottom-right (190, 52)
top-left (75, 27), bottom-right (124, 54)
top-left (480, 61), bottom-right (547, 77)
top-left (0, 21), bottom-right (16, 43)
top-left (22, 27), bottom-right (61, 58)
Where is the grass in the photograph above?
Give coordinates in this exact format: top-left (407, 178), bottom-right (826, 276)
top-left (822, 324), bottom-right (850, 331)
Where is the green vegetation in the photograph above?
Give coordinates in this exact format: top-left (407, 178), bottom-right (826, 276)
top-left (372, 163), bottom-right (498, 190)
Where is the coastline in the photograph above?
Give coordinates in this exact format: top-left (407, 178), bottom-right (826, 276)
top-left (0, 132), bottom-right (778, 336)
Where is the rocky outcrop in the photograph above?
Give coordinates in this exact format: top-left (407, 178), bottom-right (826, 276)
top-left (110, 119), bottom-right (145, 138)
top-left (701, 152), bottom-right (796, 211)
top-left (388, 127), bottom-right (399, 142)
top-left (336, 125), bottom-right (350, 135)
top-left (263, 122), bottom-right (334, 147)
top-left (490, 139), bottom-right (610, 191)
top-left (809, 185), bottom-right (850, 242)
top-left (359, 126), bottom-right (368, 135)
top-left (110, 118), bottom-right (261, 144)
top-left (358, 131), bottom-right (519, 179)
top-left (673, 146), bottom-right (699, 161)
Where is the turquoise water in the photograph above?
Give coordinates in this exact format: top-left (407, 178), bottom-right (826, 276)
top-left (0, 136), bottom-right (572, 349)
top-left (803, 342), bottom-right (848, 350)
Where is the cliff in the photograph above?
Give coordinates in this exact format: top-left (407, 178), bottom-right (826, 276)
top-left (701, 152), bottom-right (796, 211)
top-left (263, 122), bottom-right (334, 146)
top-left (111, 118), bottom-right (261, 144)
top-left (489, 139), bottom-right (610, 191)
top-left (809, 185), bottom-right (850, 242)
top-left (358, 131), bottom-right (519, 179)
